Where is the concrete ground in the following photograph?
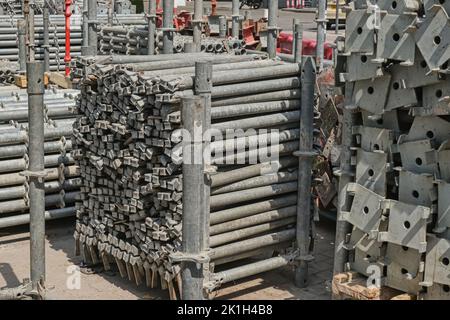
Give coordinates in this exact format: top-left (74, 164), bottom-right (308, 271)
top-left (0, 218), bottom-right (335, 300)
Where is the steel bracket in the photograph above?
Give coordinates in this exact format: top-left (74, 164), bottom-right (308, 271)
top-left (169, 250), bottom-right (210, 264)
top-left (354, 148), bottom-right (390, 196)
top-left (396, 168), bottom-right (436, 207)
top-left (344, 9), bottom-right (376, 54)
top-left (422, 235), bottom-right (450, 287)
top-left (396, 137), bottom-right (438, 174)
top-left (351, 75), bottom-right (391, 114)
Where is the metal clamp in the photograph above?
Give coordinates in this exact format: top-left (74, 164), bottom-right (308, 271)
top-left (293, 150), bottom-right (319, 158)
top-left (169, 251), bottom-right (210, 264)
top-left (20, 170), bottom-right (48, 183)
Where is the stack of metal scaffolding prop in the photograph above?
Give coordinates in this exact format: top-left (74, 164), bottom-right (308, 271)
top-left (0, 59), bottom-right (18, 84)
top-left (0, 87), bottom-right (80, 229)
top-left (72, 52), bottom-right (317, 298)
top-left (0, 14), bottom-right (147, 71)
top-left (333, 0), bottom-right (450, 300)
top-left (97, 25), bottom-right (247, 56)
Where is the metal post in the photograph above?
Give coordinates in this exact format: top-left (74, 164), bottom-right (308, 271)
top-left (162, 0), bottom-right (174, 54)
top-left (28, 3), bottom-right (35, 62)
top-left (335, 0), bottom-right (340, 33)
top-left (147, 0), bottom-right (157, 55)
top-left (87, 0), bottom-right (98, 55)
top-left (293, 19), bottom-right (303, 64)
top-left (184, 42), bottom-right (196, 53)
top-left (195, 61), bottom-right (212, 259)
top-left (267, 0), bottom-right (278, 59)
top-left (231, 0), bottom-right (239, 38)
top-left (108, 0), bottom-right (115, 25)
top-left (17, 19), bottom-right (27, 72)
top-left (193, 0), bottom-right (203, 52)
top-left (26, 61), bottom-right (46, 296)
top-left (219, 15), bottom-right (227, 38)
top-left (316, 0), bottom-right (327, 71)
top-left (81, 0), bottom-right (89, 55)
top-left (180, 94), bottom-right (206, 300)
top-left (43, 6), bottom-right (50, 73)
top-left (332, 82), bottom-right (356, 277)
top-left (294, 57), bottom-right (316, 288)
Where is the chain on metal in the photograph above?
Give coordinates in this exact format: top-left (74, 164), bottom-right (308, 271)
top-left (52, 21), bottom-right (61, 71)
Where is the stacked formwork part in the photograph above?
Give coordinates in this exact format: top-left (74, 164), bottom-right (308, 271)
top-left (333, 0), bottom-right (450, 299)
top-left (0, 14), bottom-right (147, 71)
top-left (97, 25), bottom-right (247, 56)
top-left (72, 53), bottom-right (318, 298)
top-left (0, 88), bottom-right (81, 229)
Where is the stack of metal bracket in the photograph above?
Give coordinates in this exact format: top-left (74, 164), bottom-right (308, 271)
top-left (0, 14), bottom-right (147, 71)
top-left (334, 0), bottom-right (450, 299)
top-left (97, 25), bottom-right (247, 55)
top-left (72, 53), bottom-right (315, 297)
top-left (0, 87), bottom-right (81, 229)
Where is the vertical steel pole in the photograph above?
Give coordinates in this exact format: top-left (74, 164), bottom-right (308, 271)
top-left (316, 0), bottom-right (327, 71)
top-left (147, 0), bottom-right (157, 55)
top-left (335, 0), bottom-right (339, 33)
top-left (28, 4), bottom-right (35, 62)
top-left (219, 15), bottom-right (227, 38)
top-left (231, 0), bottom-right (239, 38)
top-left (88, 0), bottom-right (98, 55)
top-left (17, 19), bottom-right (27, 72)
top-left (162, 0), bottom-right (174, 54)
top-left (43, 6), bottom-right (50, 73)
top-left (294, 57), bottom-right (316, 288)
top-left (267, 0), bottom-right (278, 59)
top-left (293, 19), bottom-right (303, 64)
top-left (26, 61), bottom-right (46, 295)
top-left (193, 0), bottom-right (203, 52)
top-left (81, 0), bottom-right (89, 55)
top-left (195, 61), bottom-right (212, 255)
top-left (332, 82), bottom-right (356, 278)
top-left (108, 0), bottom-right (114, 25)
top-left (184, 42), bottom-right (196, 53)
top-left (181, 94), bottom-right (206, 300)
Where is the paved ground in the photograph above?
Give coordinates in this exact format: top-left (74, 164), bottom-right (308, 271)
top-left (0, 218), bottom-right (335, 300)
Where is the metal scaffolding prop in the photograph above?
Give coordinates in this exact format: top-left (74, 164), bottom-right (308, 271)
top-left (72, 51), bottom-right (319, 299)
top-left (332, 0), bottom-right (450, 300)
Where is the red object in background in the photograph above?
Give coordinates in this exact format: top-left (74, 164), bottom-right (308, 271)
top-left (64, 0), bottom-right (71, 76)
top-left (277, 32), bottom-right (333, 60)
top-left (176, 10), bottom-right (193, 30)
top-left (211, 0), bottom-right (217, 16)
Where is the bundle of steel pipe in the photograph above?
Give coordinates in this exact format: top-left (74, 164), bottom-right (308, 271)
top-left (0, 59), bottom-right (18, 84)
top-left (97, 25), bottom-right (247, 56)
top-left (0, 13), bottom-right (147, 71)
top-left (72, 53), bottom-right (317, 297)
top-left (0, 88), bottom-right (81, 229)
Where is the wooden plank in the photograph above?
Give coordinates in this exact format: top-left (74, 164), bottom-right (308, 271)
top-left (48, 71), bottom-right (72, 89)
top-left (14, 73), bottom-right (49, 88)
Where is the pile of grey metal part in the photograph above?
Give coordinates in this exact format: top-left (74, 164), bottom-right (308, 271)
top-left (71, 51), bottom-right (318, 299)
top-left (0, 87), bottom-right (80, 229)
top-left (333, 0), bottom-right (450, 299)
top-left (98, 25), bottom-right (247, 55)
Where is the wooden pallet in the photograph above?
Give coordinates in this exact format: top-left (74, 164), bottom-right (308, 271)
top-left (332, 272), bottom-right (416, 300)
top-left (14, 73), bottom-right (49, 88)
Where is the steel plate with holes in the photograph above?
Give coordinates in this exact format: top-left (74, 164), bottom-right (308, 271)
top-left (385, 243), bottom-right (424, 294)
top-left (377, 13), bottom-right (417, 63)
top-left (415, 6), bottom-right (450, 71)
top-left (423, 0), bottom-right (450, 16)
top-left (340, 183), bottom-right (385, 237)
top-left (355, 149), bottom-right (389, 196)
top-left (378, 200), bottom-right (431, 252)
top-left (352, 75), bottom-right (391, 114)
top-left (398, 170), bottom-right (435, 207)
top-left (361, 110), bottom-right (401, 132)
top-left (424, 236), bottom-right (450, 286)
top-left (403, 116), bottom-right (450, 145)
top-left (435, 181), bottom-right (450, 232)
top-left (397, 138), bottom-right (438, 174)
top-left (353, 125), bottom-right (394, 153)
top-left (390, 51), bottom-right (442, 88)
top-left (437, 141), bottom-right (450, 181)
top-left (377, 0), bottom-right (421, 14)
top-left (344, 53), bottom-right (384, 81)
top-left (422, 283), bottom-right (450, 299)
top-left (350, 228), bottom-right (386, 276)
top-left (422, 80), bottom-right (450, 116)
top-left (345, 9), bottom-right (376, 54)
top-left (385, 71), bottom-right (418, 111)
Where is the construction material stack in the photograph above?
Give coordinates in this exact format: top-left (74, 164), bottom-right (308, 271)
top-left (0, 88), bottom-right (80, 229)
top-left (72, 53), bottom-right (314, 298)
top-left (334, 0), bottom-right (450, 299)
